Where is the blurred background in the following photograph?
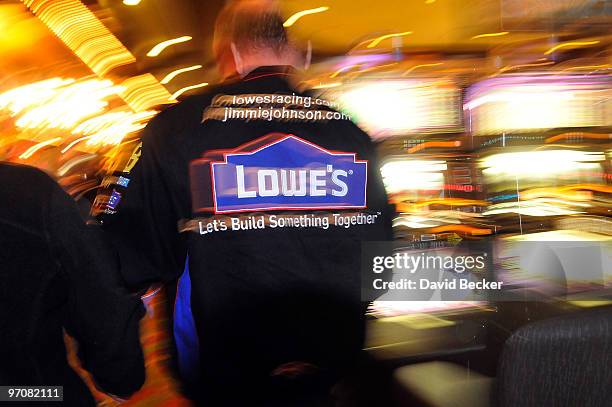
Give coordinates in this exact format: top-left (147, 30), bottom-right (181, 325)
top-left (0, 0), bottom-right (610, 406)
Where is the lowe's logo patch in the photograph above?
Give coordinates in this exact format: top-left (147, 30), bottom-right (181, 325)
top-left (208, 135), bottom-right (367, 213)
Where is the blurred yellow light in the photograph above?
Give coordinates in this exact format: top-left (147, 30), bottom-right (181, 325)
top-left (521, 187), bottom-right (592, 202)
top-left (123, 0), bottom-right (141, 5)
top-left (367, 31), bottom-right (413, 48)
top-left (65, 110), bottom-right (157, 149)
top-left (329, 65), bottom-right (355, 79)
top-left (544, 40), bottom-right (599, 55)
top-left (496, 61), bottom-right (554, 74)
top-left (160, 65), bottom-right (203, 84)
top-left (283, 6), bottom-right (329, 27)
top-left (19, 137), bottom-right (62, 159)
top-left (61, 136), bottom-right (94, 154)
top-left (561, 64), bottom-right (609, 72)
top-left (84, 110), bottom-right (157, 146)
top-left (568, 300), bottom-right (612, 308)
top-left (146, 36), bottom-right (192, 57)
top-left (403, 62), bottom-right (443, 76)
top-left (170, 82), bottom-right (209, 100)
top-left (311, 82), bottom-right (342, 89)
top-left (407, 140), bottom-right (460, 153)
top-left (471, 31), bottom-right (509, 40)
top-left (57, 155), bottom-right (96, 176)
top-left (429, 225), bottom-right (492, 235)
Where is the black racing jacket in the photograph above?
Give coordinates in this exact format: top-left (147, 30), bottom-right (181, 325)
top-left (100, 66), bottom-right (393, 399)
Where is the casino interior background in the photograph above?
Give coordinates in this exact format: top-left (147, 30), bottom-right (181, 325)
top-left (0, 0), bottom-right (611, 406)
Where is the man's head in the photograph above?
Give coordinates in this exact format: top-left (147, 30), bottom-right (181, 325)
top-left (213, 0), bottom-right (310, 77)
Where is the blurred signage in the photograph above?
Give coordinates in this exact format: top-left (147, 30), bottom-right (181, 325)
top-left (465, 75), bottom-right (612, 136)
top-left (320, 80), bottom-right (463, 139)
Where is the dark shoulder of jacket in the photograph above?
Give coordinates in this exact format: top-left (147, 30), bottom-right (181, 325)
top-left (0, 163), bottom-right (58, 235)
top-left (139, 80), bottom-right (240, 144)
top-left (0, 162), bottom-right (57, 199)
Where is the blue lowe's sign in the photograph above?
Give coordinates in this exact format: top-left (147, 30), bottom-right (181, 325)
top-left (196, 134), bottom-right (367, 214)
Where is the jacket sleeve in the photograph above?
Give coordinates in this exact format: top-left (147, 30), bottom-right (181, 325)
top-left (47, 182), bottom-right (145, 398)
top-left (355, 126), bottom-right (394, 242)
top-left (101, 111), bottom-right (188, 288)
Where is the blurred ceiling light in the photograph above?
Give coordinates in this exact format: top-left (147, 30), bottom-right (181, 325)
top-left (22, 0), bottom-right (136, 76)
top-left (0, 78), bottom-right (74, 115)
top-left (367, 31), bottom-right (413, 48)
top-left (61, 135), bottom-right (94, 154)
top-left (403, 62), bottom-right (443, 76)
top-left (83, 110), bottom-right (157, 146)
top-left (283, 6), bottom-right (329, 27)
top-left (147, 36), bottom-right (193, 57)
top-left (22, 0), bottom-right (172, 113)
top-left (19, 137), bottom-right (62, 159)
top-left (544, 40), bottom-right (600, 55)
top-left (160, 65), bottom-right (203, 84)
top-left (120, 74), bottom-right (176, 111)
top-left (170, 82), bottom-right (209, 100)
top-left (15, 79), bottom-right (123, 130)
top-left (123, 0), bottom-right (142, 5)
top-left (470, 31), bottom-right (509, 40)
top-left (425, 0), bottom-right (436, 4)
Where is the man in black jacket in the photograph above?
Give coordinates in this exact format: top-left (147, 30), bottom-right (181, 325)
top-left (0, 163), bottom-right (145, 406)
top-left (100, 0), bottom-right (392, 404)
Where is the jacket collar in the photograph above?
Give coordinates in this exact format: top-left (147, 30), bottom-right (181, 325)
top-left (242, 65), bottom-right (297, 82)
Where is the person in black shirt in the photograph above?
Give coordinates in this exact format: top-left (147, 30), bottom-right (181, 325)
top-left (0, 163), bottom-right (145, 406)
top-left (101, 0), bottom-right (392, 405)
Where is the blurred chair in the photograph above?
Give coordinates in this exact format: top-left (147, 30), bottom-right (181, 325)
top-left (393, 307), bottom-right (612, 407)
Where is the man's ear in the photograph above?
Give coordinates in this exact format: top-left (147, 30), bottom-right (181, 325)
top-left (304, 40), bottom-right (312, 70)
top-left (230, 42), bottom-right (245, 75)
